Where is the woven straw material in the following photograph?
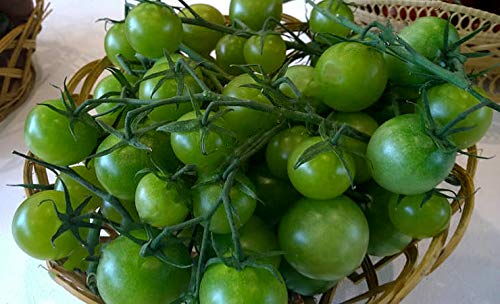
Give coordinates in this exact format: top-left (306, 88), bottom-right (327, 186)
top-left (21, 56), bottom-right (479, 304)
top-left (351, 0), bottom-right (499, 101)
top-left (0, 0), bottom-right (48, 122)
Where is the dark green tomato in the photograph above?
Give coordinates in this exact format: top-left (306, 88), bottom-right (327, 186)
top-left (367, 114), bottom-right (456, 195)
top-left (365, 90), bottom-right (416, 125)
top-left (229, 0), bottom-right (283, 31)
top-left (54, 165), bottom-right (103, 213)
top-left (170, 111), bottom-right (235, 171)
top-left (96, 234), bottom-right (191, 304)
top-left (279, 260), bottom-right (337, 296)
top-left (125, 3), bottom-right (183, 59)
top-left (199, 263), bottom-right (288, 304)
top-left (287, 137), bottom-right (356, 200)
top-left (248, 164), bottom-right (300, 226)
top-left (215, 35), bottom-right (247, 75)
top-left (213, 216), bottom-right (281, 268)
top-left (222, 73), bottom-right (276, 139)
top-left (94, 130), bottom-right (173, 201)
top-left (104, 22), bottom-right (136, 69)
top-left (309, 0), bottom-right (354, 38)
top-left (332, 112), bottom-right (379, 184)
top-left (314, 42), bottom-right (388, 112)
top-left (389, 192), bottom-right (451, 239)
top-left (12, 190), bottom-right (80, 260)
top-left (101, 199), bottom-right (139, 227)
top-left (265, 125), bottom-right (309, 180)
top-left (384, 17), bottom-right (460, 89)
top-left (421, 83), bottom-right (493, 149)
top-left (278, 196), bottom-right (369, 281)
top-left (243, 34), bottom-right (287, 74)
top-left (360, 181), bottom-right (412, 257)
top-left (135, 173), bottom-right (190, 228)
top-left (24, 99), bottom-right (99, 166)
top-left (138, 62), bottom-right (200, 123)
top-left (279, 65), bottom-right (327, 114)
top-left (180, 4), bottom-right (225, 56)
top-left (192, 175), bottom-right (256, 234)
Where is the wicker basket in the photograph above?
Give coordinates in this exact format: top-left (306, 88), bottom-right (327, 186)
top-left (0, 0), bottom-right (48, 122)
top-left (351, 0), bottom-right (500, 101)
top-left (22, 56), bottom-right (479, 303)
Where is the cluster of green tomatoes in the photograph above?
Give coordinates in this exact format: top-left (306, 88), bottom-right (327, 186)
top-left (12, 0), bottom-right (494, 303)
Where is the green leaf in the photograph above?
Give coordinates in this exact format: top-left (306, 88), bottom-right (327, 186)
top-left (294, 140), bottom-right (332, 169)
top-left (157, 119), bottom-right (200, 133)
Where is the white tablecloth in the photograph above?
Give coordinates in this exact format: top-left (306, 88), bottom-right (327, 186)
top-left (0, 1), bottom-right (499, 303)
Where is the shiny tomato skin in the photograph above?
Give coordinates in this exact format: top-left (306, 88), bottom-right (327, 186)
top-left (96, 234), bottom-right (191, 304)
top-left (229, 0), bottom-right (283, 31)
top-left (199, 263), bottom-right (288, 304)
top-left (287, 136), bottom-right (356, 200)
top-left (181, 4), bottom-right (225, 56)
top-left (367, 114), bottom-right (456, 195)
top-left (125, 3), bottom-right (183, 59)
top-left (309, 0), bottom-right (354, 37)
top-left (215, 35), bottom-right (247, 75)
top-left (104, 22), bottom-right (136, 69)
top-left (278, 196), bottom-right (369, 281)
top-left (243, 34), bottom-right (287, 74)
top-left (12, 190), bottom-right (80, 260)
top-left (314, 42), bottom-right (388, 112)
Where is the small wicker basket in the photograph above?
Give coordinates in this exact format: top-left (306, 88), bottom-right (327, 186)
top-left (0, 0), bottom-right (47, 122)
top-left (351, 0), bottom-right (500, 101)
top-left (22, 57), bottom-right (479, 303)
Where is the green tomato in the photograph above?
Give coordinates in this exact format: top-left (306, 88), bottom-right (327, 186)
top-left (54, 165), bottom-right (103, 212)
top-left (229, 0), bottom-right (283, 31)
top-left (279, 260), bottom-right (337, 296)
top-left (389, 192), bottom-right (452, 239)
top-left (135, 173), bottom-right (190, 228)
top-left (215, 35), bottom-right (247, 75)
top-left (314, 42), bottom-right (388, 112)
top-left (213, 216), bottom-right (281, 268)
top-left (243, 34), bottom-right (287, 74)
top-left (222, 73), bottom-right (276, 139)
top-left (309, 0), bottom-right (354, 37)
top-left (367, 114), bottom-right (456, 195)
top-left (101, 199), bottom-right (139, 227)
top-left (181, 4), bottom-right (225, 56)
top-left (12, 190), bottom-right (80, 260)
top-left (332, 112), bottom-right (379, 184)
top-left (96, 234), bottom-right (191, 304)
top-left (104, 22), bottom-right (136, 69)
top-left (24, 99), bottom-right (99, 166)
top-left (265, 125), bottom-right (309, 180)
top-left (278, 196), bottom-right (369, 281)
top-left (287, 136), bottom-right (356, 200)
top-left (421, 83), bottom-right (493, 149)
top-left (125, 3), bottom-right (183, 59)
top-left (360, 181), bottom-right (412, 257)
top-left (200, 263), bottom-right (288, 304)
top-left (192, 175), bottom-right (256, 234)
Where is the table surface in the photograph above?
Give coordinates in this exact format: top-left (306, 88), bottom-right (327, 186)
top-left (0, 1), bottom-right (499, 303)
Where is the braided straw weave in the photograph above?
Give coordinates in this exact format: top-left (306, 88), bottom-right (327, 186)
top-left (351, 0), bottom-right (500, 101)
top-left (22, 56), bottom-right (479, 303)
top-left (0, 0), bottom-right (48, 122)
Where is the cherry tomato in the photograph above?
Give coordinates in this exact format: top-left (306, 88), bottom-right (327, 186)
top-left (421, 83), bottom-right (493, 149)
top-left (135, 173), bottom-right (190, 228)
top-left (279, 260), bottom-right (337, 296)
top-left (309, 0), bottom-right (354, 38)
top-left (104, 22), bottom-right (136, 69)
top-left (389, 192), bottom-right (451, 239)
top-left (199, 263), bottom-right (288, 304)
top-left (125, 3), bottom-right (183, 59)
top-left (24, 99), bottom-right (100, 166)
top-left (229, 0), bottom-right (283, 31)
top-left (244, 34), bottom-right (287, 74)
top-left (192, 175), bottom-right (256, 234)
top-left (314, 42), bottom-right (388, 112)
top-left (265, 125), bottom-right (309, 180)
top-left (287, 136), bottom-right (356, 200)
top-left (96, 233), bottom-right (191, 304)
top-left (181, 4), bottom-right (225, 56)
top-left (215, 34), bottom-right (247, 75)
top-left (54, 165), bottom-right (103, 212)
top-left (278, 196), bottom-right (369, 280)
top-left (12, 190), bottom-right (80, 260)
top-left (367, 114), bottom-right (456, 195)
